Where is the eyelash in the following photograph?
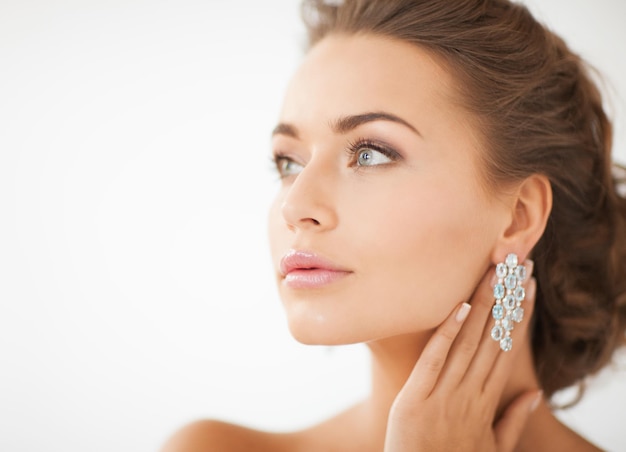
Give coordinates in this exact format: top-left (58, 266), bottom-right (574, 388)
top-left (270, 153), bottom-right (290, 177)
top-left (345, 137), bottom-right (401, 165)
top-left (271, 137), bottom-right (401, 178)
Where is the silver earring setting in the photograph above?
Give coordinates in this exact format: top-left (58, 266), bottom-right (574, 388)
top-left (490, 253), bottom-right (527, 352)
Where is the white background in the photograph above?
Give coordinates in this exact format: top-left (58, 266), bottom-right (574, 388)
top-left (1, 1), bottom-right (625, 451)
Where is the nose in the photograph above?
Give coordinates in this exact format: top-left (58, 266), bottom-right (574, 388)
top-left (280, 157), bottom-right (338, 232)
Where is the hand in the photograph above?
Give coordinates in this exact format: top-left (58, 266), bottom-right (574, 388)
top-left (384, 262), bottom-right (541, 452)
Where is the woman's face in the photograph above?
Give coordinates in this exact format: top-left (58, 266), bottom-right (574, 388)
top-left (268, 35), bottom-right (510, 345)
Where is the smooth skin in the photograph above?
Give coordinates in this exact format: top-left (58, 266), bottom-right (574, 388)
top-left (162, 35), bottom-right (601, 451)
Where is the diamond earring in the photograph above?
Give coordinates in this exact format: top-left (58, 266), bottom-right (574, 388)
top-left (490, 253), bottom-right (527, 352)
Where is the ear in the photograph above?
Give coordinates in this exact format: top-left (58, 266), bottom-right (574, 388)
top-left (491, 174), bottom-right (552, 264)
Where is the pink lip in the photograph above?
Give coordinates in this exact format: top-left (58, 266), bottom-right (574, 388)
top-left (279, 249), bottom-right (352, 289)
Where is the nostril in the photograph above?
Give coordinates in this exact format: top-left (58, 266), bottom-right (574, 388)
top-left (299, 217), bottom-right (321, 226)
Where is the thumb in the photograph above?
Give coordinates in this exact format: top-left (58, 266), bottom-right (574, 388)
top-left (494, 390), bottom-right (542, 452)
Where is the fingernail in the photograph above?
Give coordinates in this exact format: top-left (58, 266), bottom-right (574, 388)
top-left (524, 259), bottom-right (534, 278)
top-left (530, 390), bottom-right (543, 412)
top-left (489, 272), bottom-right (498, 287)
top-left (527, 277), bottom-right (537, 302)
top-left (456, 302), bottom-right (472, 323)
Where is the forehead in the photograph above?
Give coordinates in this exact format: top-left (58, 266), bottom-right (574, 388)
top-left (279, 34), bottom-right (463, 138)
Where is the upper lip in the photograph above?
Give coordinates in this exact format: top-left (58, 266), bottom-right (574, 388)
top-left (279, 249), bottom-right (351, 276)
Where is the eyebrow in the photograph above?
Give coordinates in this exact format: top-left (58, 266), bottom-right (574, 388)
top-left (271, 111), bottom-right (422, 139)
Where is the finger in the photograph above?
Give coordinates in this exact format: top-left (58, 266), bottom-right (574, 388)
top-left (463, 260), bottom-right (534, 388)
top-left (403, 302), bottom-right (471, 399)
top-left (494, 390), bottom-right (542, 452)
top-left (485, 276), bottom-right (537, 393)
top-left (435, 268), bottom-right (496, 389)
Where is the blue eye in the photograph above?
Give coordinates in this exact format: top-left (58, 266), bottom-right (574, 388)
top-left (274, 155), bottom-right (304, 178)
top-left (348, 139), bottom-right (400, 167)
top-left (356, 148), bottom-right (393, 166)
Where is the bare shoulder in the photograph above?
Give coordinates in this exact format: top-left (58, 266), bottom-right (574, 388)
top-left (160, 419), bottom-right (296, 452)
top-left (160, 402), bottom-right (369, 452)
top-left (555, 420), bottom-right (604, 452)
top-left (520, 405), bottom-right (604, 452)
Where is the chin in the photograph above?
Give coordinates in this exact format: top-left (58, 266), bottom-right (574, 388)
top-left (286, 319), bottom-right (343, 346)
top-left (285, 313), bottom-right (364, 346)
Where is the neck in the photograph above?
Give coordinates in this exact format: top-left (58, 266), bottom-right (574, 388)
top-left (364, 332), bottom-right (431, 432)
top-left (361, 331), bottom-right (544, 446)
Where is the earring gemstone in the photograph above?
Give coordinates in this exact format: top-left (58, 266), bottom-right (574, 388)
top-left (512, 307), bottom-right (524, 323)
top-left (494, 283), bottom-right (505, 299)
top-left (505, 274), bottom-right (517, 290)
top-left (504, 294), bottom-right (516, 310)
top-left (491, 325), bottom-right (504, 341)
top-left (492, 304), bottom-right (504, 320)
top-left (505, 253), bottom-right (518, 268)
top-left (491, 253), bottom-right (527, 352)
top-left (500, 337), bottom-right (513, 352)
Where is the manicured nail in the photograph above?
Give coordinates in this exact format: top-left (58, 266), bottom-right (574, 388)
top-left (527, 277), bottom-right (537, 302)
top-left (524, 259), bottom-right (534, 279)
top-left (456, 302), bottom-right (472, 322)
top-left (490, 271), bottom-right (498, 287)
top-left (530, 390), bottom-right (543, 412)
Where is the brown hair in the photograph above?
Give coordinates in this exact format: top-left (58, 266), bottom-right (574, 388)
top-left (301, 0), bottom-right (626, 402)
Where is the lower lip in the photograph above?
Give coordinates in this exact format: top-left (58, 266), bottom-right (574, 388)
top-left (283, 269), bottom-right (352, 289)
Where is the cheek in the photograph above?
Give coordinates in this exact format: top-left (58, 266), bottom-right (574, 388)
top-left (346, 178), bottom-right (496, 328)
